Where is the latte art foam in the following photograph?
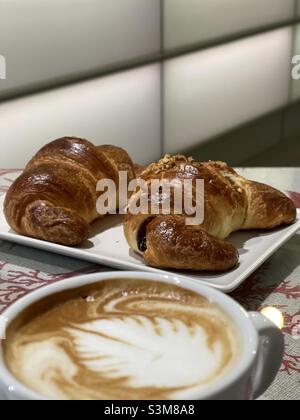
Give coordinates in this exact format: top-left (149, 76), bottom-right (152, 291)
top-left (4, 279), bottom-right (241, 400)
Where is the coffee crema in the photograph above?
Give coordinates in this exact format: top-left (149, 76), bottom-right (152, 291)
top-left (4, 279), bottom-right (242, 400)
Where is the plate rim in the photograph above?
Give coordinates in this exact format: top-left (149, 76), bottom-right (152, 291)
top-left (0, 194), bottom-right (299, 293)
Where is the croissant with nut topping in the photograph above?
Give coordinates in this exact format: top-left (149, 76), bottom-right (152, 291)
top-left (124, 155), bottom-right (296, 271)
top-left (4, 137), bottom-right (135, 246)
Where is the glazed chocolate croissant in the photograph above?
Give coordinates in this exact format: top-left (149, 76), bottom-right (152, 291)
top-left (4, 137), bottom-right (135, 246)
top-left (124, 155), bottom-right (296, 271)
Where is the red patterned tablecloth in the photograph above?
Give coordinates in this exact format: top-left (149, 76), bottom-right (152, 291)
top-left (0, 169), bottom-right (299, 400)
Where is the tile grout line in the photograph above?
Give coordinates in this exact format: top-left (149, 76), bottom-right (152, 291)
top-left (160, 0), bottom-right (165, 157)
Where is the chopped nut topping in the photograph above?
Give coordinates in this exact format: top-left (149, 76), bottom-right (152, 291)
top-left (142, 154), bottom-right (195, 177)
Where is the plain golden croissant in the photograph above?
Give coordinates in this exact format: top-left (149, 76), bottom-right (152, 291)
top-left (124, 155), bottom-right (296, 272)
top-left (4, 137), bottom-right (135, 246)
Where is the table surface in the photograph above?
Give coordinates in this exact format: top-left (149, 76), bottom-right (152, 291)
top-left (0, 168), bottom-right (299, 401)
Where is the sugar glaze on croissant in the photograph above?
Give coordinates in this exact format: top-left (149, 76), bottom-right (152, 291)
top-left (124, 155), bottom-right (296, 272)
top-left (4, 137), bottom-right (135, 246)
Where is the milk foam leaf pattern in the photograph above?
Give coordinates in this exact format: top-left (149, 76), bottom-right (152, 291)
top-left (66, 316), bottom-right (226, 388)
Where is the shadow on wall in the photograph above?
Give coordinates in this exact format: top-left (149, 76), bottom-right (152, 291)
top-left (180, 106), bottom-right (300, 167)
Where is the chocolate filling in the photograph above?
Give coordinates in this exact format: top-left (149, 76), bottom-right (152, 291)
top-left (137, 218), bottom-right (153, 252)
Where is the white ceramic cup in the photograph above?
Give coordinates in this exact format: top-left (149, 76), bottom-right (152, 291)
top-left (0, 271), bottom-right (284, 400)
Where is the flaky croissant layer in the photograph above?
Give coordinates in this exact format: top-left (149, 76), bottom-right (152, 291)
top-left (124, 155), bottom-right (296, 272)
top-left (4, 137), bottom-right (135, 246)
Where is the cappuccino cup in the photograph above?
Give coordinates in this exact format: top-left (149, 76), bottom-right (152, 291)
top-left (0, 271), bottom-right (283, 400)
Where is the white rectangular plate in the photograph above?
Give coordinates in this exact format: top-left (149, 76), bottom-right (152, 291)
top-left (0, 195), bottom-right (299, 292)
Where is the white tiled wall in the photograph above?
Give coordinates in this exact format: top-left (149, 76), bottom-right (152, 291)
top-left (0, 0), bottom-right (160, 98)
top-left (0, 2), bottom-right (298, 167)
top-left (0, 65), bottom-right (161, 167)
top-left (164, 28), bottom-right (293, 154)
top-left (164, 0), bottom-right (295, 50)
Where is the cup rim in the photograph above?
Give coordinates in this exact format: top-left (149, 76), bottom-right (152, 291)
top-left (0, 270), bottom-right (258, 400)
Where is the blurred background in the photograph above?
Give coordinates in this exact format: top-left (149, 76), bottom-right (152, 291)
top-left (0, 0), bottom-right (300, 168)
